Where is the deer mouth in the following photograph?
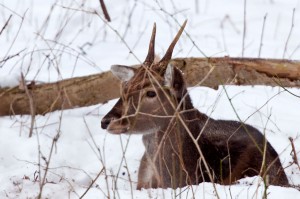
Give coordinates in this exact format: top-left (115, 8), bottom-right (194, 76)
top-left (107, 125), bottom-right (129, 134)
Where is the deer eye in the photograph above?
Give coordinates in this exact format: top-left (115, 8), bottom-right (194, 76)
top-left (146, 91), bottom-right (156, 98)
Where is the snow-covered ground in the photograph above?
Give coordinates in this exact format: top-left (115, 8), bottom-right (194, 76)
top-left (0, 0), bottom-right (300, 198)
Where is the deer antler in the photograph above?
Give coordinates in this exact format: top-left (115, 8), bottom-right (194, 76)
top-left (159, 20), bottom-right (187, 66)
top-left (143, 23), bottom-right (156, 66)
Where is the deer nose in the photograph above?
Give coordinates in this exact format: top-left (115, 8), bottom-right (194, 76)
top-left (101, 118), bottom-right (111, 129)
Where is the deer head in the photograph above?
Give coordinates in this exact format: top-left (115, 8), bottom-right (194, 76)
top-left (101, 21), bottom-right (188, 135)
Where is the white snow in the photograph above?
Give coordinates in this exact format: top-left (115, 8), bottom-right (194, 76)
top-left (0, 0), bottom-right (300, 198)
top-left (0, 72), bottom-right (20, 88)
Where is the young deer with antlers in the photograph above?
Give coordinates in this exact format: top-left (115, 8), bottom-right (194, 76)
top-left (101, 21), bottom-right (288, 189)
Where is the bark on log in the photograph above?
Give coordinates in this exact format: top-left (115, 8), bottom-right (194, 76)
top-left (0, 57), bottom-right (300, 116)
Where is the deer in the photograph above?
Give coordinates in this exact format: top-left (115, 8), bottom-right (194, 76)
top-left (101, 20), bottom-right (289, 189)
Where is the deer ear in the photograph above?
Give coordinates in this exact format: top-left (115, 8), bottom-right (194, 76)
top-left (164, 64), bottom-right (185, 100)
top-left (111, 65), bottom-right (136, 82)
top-left (164, 63), bottom-right (174, 88)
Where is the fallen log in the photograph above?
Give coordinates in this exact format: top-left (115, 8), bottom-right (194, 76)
top-left (0, 57), bottom-right (299, 116)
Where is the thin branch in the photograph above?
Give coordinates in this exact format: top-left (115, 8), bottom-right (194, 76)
top-left (0, 48), bottom-right (26, 65)
top-left (37, 113), bottom-right (62, 199)
top-left (272, 77), bottom-right (300, 98)
top-left (122, 0), bottom-right (137, 39)
top-left (0, 14), bottom-right (12, 35)
top-left (289, 137), bottom-right (300, 170)
top-left (83, 117), bottom-right (110, 198)
top-left (220, 15), bottom-right (241, 53)
top-left (79, 167), bottom-right (104, 199)
top-left (0, 9), bottom-right (27, 68)
top-left (152, 1), bottom-right (207, 58)
top-left (283, 8), bottom-right (295, 59)
top-left (20, 73), bottom-right (36, 138)
top-left (258, 14), bottom-right (267, 58)
top-left (0, 3), bottom-right (23, 18)
top-left (242, 0), bottom-right (247, 57)
top-left (99, 0), bottom-right (111, 22)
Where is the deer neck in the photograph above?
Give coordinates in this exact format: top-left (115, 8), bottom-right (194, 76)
top-left (142, 92), bottom-right (208, 156)
top-left (140, 92), bottom-right (211, 187)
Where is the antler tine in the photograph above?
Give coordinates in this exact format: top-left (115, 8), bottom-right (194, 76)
top-left (143, 23), bottom-right (156, 66)
top-left (159, 20), bottom-right (187, 65)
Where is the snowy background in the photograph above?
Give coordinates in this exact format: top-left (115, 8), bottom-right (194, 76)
top-left (0, 0), bottom-right (300, 198)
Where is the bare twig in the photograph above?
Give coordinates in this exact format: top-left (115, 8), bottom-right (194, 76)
top-left (220, 15), bottom-right (241, 53)
top-left (37, 113), bottom-right (62, 199)
top-left (258, 14), bottom-right (267, 58)
top-left (79, 167), bottom-right (104, 199)
top-left (122, 0), bottom-right (137, 39)
top-left (115, 136), bottom-right (134, 196)
top-left (283, 8), bottom-right (295, 59)
top-left (220, 15), bottom-right (240, 34)
top-left (99, 0), bottom-right (111, 22)
top-left (0, 49), bottom-right (26, 65)
top-left (58, 5), bottom-right (141, 63)
top-left (150, 1), bottom-right (207, 57)
top-left (0, 14), bottom-right (12, 35)
top-left (272, 77), bottom-right (300, 98)
top-left (36, 4), bottom-right (55, 37)
top-left (0, 3), bottom-right (23, 18)
top-left (242, 0), bottom-right (247, 57)
top-left (289, 137), bottom-right (300, 170)
top-left (0, 9), bottom-right (27, 68)
top-left (289, 44), bottom-right (300, 59)
top-left (261, 114), bottom-right (271, 199)
top-left (20, 73), bottom-right (36, 138)
top-left (83, 117), bottom-right (110, 198)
